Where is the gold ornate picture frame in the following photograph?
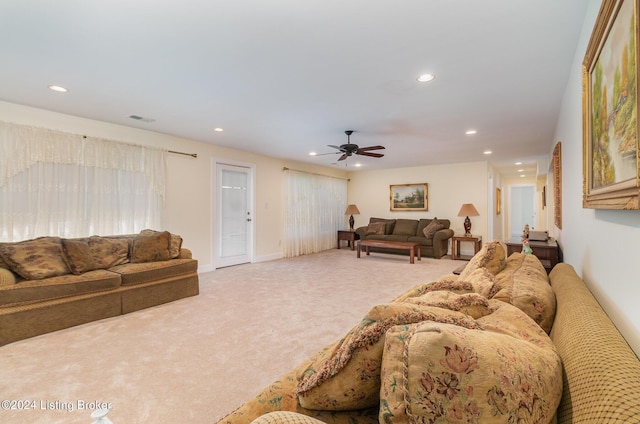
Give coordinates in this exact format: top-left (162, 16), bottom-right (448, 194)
top-left (582, 0), bottom-right (640, 209)
top-left (496, 187), bottom-right (501, 215)
top-left (390, 183), bottom-right (428, 211)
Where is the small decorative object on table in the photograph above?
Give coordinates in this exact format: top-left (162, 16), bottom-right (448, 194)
top-left (521, 238), bottom-right (533, 255)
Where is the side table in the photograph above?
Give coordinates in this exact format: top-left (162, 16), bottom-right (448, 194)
top-left (337, 230), bottom-right (359, 251)
top-left (451, 235), bottom-right (482, 260)
top-left (505, 237), bottom-right (560, 274)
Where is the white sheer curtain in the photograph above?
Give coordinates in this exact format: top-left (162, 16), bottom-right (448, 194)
top-left (283, 169), bottom-right (347, 257)
top-left (0, 121), bottom-right (166, 242)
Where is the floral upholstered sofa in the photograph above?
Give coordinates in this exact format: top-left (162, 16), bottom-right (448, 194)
top-left (0, 230), bottom-right (199, 346)
top-left (218, 242), bottom-right (640, 424)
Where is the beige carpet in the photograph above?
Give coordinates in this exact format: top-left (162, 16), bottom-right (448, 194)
top-left (0, 249), bottom-right (460, 424)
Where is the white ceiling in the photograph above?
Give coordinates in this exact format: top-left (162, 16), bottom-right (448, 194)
top-left (0, 1), bottom-right (589, 177)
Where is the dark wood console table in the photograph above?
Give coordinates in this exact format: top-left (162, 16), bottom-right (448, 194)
top-left (337, 230), bottom-right (359, 250)
top-left (505, 237), bottom-right (560, 274)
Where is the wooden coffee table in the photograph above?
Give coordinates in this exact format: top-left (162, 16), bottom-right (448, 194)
top-left (357, 240), bottom-right (421, 264)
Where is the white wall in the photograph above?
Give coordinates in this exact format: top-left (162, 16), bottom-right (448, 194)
top-left (347, 161), bottom-right (490, 255)
top-left (553, 0), bottom-right (640, 355)
top-left (0, 101), bottom-right (348, 270)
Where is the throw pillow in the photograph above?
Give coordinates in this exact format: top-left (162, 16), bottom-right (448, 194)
top-left (458, 240), bottom-right (506, 279)
top-left (89, 236), bottom-right (130, 269)
top-left (379, 320), bottom-right (562, 423)
top-left (491, 252), bottom-right (556, 334)
top-left (0, 237), bottom-right (70, 280)
top-left (130, 230), bottom-right (171, 263)
top-left (422, 217), bottom-right (445, 238)
top-left (139, 229), bottom-right (183, 258)
top-left (366, 222), bottom-right (385, 235)
top-left (295, 303), bottom-right (479, 411)
top-left (61, 239), bottom-right (98, 275)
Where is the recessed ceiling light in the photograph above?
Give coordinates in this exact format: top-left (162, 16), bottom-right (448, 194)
top-left (416, 73), bottom-right (436, 83)
top-left (515, 162), bottom-right (523, 165)
top-left (214, 128), bottom-right (224, 132)
top-left (483, 150), bottom-right (492, 155)
top-left (520, 174), bottom-right (526, 178)
top-left (465, 130), bottom-right (477, 135)
top-left (48, 85), bottom-right (68, 92)
top-left (517, 169), bottom-right (524, 172)
top-left (354, 163), bottom-right (362, 167)
top-left (309, 152), bottom-right (317, 156)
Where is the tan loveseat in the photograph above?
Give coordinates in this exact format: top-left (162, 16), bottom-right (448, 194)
top-left (355, 217), bottom-right (454, 259)
top-left (219, 242), bottom-right (640, 424)
top-left (0, 230), bottom-right (199, 346)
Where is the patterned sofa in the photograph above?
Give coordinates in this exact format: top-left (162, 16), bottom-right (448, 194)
top-left (355, 217), bottom-right (454, 259)
top-left (219, 242), bottom-right (640, 424)
top-left (0, 230), bottom-right (199, 346)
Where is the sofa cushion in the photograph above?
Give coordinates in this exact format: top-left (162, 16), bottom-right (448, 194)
top-left (421, 217), bottom-right (445, 238)
top-left (61, 238), bottom-right (97, 275)
top-left (365, 222), bottom-right (385, 235)
top-left (407, 236), bottom-right (434, 246)
top-left (130, 230), bottom-right (171, 263)
top-left (0, 269), bottom-right (121, 308)
top-left (109, 258), bottom-right (198, 286)
top-left (379, 318), bottom-right (562, 423)
top-left (392, 219), bottom-right (418, 236)
top-left (139, 229), bottom-right (183, 259)
top-left (89, 236), bottom-right (130, 269)
top-left (0, 237), bottom-right (70, 280)
top-left (492, 252), bottom-right (556, 334)
top-left (403, 291), bottom-right (491, 319)
top-left (459, 240), bottom-right (506, 279)
top-left (295, 303), bottom-right (480, 411)
top-left (369, 218), bottom-right (395, 235)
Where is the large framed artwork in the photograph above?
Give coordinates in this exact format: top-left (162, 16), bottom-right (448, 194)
top-left (583, 0), bottom-right (640, 209)
top-left (390, 183), bottom-right (428, 211)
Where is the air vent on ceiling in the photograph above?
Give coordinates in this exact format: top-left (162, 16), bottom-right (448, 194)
top-left (129, 115), bottom-right (156, 123)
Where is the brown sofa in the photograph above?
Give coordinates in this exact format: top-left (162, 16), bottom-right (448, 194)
top-left (219, 243), bottom-right (640, 424)
top-left (355, 217), bottom-right (454, 259)
top-left (0, 230), bottom-right (199, 346)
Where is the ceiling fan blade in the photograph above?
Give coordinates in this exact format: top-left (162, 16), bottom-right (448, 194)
top-left (357, 151), bottom-right (384, 158)
top-left (314, 151), bottom-right (341, 156)
top-left (337, 153), bottom-right (348, 161)
top-left (327, 145), bottom-right (342, 150)
top-left (357, 145), bottom-right (385, 152)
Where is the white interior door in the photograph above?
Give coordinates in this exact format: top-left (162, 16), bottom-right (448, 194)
top-left (215, 162), bottom-right (254, 268)
top-left (510, 185), bottom-right (535, 238)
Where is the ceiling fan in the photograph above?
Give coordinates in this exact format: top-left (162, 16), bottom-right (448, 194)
top-left (326, 130), bottom-right (385, 162)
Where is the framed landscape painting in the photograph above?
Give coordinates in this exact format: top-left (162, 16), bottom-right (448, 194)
top-left (583, 0), bottom-right (640, 209)
top-left (390, 183), bottom-right (428, 211)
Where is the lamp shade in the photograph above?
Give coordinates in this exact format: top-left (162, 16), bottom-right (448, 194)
top-left (345, 204), bottom-right (360, 215)
top-left (457, 203), bottom-right (479, 217)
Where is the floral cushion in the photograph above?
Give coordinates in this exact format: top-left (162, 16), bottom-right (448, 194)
top-left (459, 240), bottom-right (506, 278)
top-left (402, 291), bottom-right (491, 319)
top-left (491, 253), bottom-right (556, 334)
top-left (130, 230), bottom-right (171, 263)
top-left (422, 218), bottom-right (445, 238)
top-left (295, 303), bottom-right (480, 411)
top-left (139, 229), bottom-right (183, 259)
top-left (0, 237), bottom-right (70, 280)
top-left (379, 319), bottom-right (562, 423)
top-left (61, 238), bottom-right (97, 275)
top-left (89, 236), bottom-right (130, 268)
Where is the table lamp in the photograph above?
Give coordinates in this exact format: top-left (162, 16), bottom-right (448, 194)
top-left (457, 203), bottom-right (479, 236)
top-left (345, 204), bottom-right (360, 231)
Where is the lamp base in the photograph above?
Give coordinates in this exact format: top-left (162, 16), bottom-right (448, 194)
top-left (349, 215), bottom-right (355, 231)
top-left (463, 216), bottom-right (471, 236)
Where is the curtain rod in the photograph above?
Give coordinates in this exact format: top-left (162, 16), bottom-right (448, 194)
top-left (282, 167), bottom-right (349, 181)
top-left (168, 150), bottom-right (198, 158)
